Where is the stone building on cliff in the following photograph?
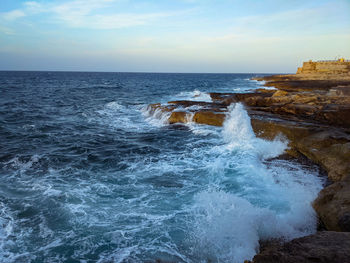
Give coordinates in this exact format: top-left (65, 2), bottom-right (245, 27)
top-left (297, 58), bottom-right (350, 74)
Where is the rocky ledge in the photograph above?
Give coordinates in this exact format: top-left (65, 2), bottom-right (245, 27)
top-left (146, 66), bottom-right (350, 261)
top-left (248, 231), bottom-right (350, 263)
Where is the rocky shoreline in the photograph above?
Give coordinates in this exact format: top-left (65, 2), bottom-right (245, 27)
top-left (146, 66), bottom-right (350, 262)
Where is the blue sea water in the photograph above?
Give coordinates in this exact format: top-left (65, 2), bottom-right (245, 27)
top-left (0, 72), bottom-right (323, 263)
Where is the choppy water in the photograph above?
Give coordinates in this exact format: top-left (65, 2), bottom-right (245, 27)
top-left (0, 72), bottom-right (323, 263)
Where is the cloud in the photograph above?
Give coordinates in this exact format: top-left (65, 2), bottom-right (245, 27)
top-left (0, 1), bottom-right (44, 22)
top-left (50, 0), bottom-right (176, 29)
top-left (0, 25), bottom-right (15, 35)
top-left (79, 13), bottom-right (174, 29)
top-left (2, 10), bottom-right (26, 21)
top-left (24, 1), bottom-right (44, 10)
top-left (231, 2), bottom-right (350, 35)
top-left (51, 0), bottom-right (115, 17)
top-left (0, 0), bottom-right (180, 30)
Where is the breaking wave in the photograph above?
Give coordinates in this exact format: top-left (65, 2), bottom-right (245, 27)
top-left (189, 103), bottom-right (323, 262)
top-left (174, 89), bottom-right (212, 102)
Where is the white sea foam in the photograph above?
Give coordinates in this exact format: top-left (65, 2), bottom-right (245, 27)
top-left (105, 101), bottom-right (124, 110)
top-left (174, 89), bottom-right (212, 102)
top-left (222, 103), bottom-right (287, 159)
top-left (190, 103), bottom-right (323, 263)
top-left (263, 86), bottom-right (277, 90)
top-left (173, 104), bottom-right (205, 112)
top-left (141, 105), bottom-right (171, 127)
top-left (186, 119), bottom-right (220, 137)
top-left (95, 101), bottom-right (146, 131)
top-left (96, 101), bottom-right (125, 117)
top-left (248, 79), bottom-right (276, 90)
top-left (249, 79), bottom-right (266, 86)
top-left (42, 185), bottom-right (62, 197)
top-left (0, 203), bottom-right (15, 261)
top-left (4, 155), bottom-right (40, 174)
top-left (257, 80), bottom-right (266, 86)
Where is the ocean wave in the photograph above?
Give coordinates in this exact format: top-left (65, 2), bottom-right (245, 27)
top-left (222, 103), bottom-right (287, 159)
top-left (141, 105), bottom-right (171, 127)
top-left (173, 89), bottom-right (212, 102)
top-left (188, 103), bottom-right (322, 262)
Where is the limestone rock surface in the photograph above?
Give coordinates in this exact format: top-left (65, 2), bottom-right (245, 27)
top-left (313, 181), bottom-right (350, 232)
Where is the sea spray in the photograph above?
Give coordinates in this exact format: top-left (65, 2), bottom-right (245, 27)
top-left (174, 90), bottom-right (212, 102)
top-left (142, 104), bottom-right (171, 127)
top-left (190, 103), bottom-right (323, 263)
top-left (222, 103), bottom-right (287, 159)
top-left (0, 203), bottom-right (15, 261)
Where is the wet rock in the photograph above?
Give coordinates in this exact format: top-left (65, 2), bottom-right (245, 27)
top-left (209, 92), bottom-right (235, 103)
top-left (248, 231), bottom-right (350, 263)
top-left (193, 111), bottom-right (225, 126)
top-left (169, 111), bottom-right (187, 124)
top-left (148, 103), bottom-right (175, 113)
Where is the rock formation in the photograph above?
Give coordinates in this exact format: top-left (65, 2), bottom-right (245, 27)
top-left (248, 231), bottom-right (350, 263)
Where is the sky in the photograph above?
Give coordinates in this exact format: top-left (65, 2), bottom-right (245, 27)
top-left (0, 0), bottom-right (350, 73)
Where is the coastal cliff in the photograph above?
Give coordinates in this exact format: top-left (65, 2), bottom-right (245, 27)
top-left (146, 59), bottom-right (350, 262)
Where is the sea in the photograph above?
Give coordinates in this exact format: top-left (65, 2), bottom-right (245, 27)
top-left (0, 71), bottom-right (324, 263)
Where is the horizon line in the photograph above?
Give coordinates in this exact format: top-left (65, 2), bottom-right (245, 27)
top-left (0, 69), bottom-right (289, 75)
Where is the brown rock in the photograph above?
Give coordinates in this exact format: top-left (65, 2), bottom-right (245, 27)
top-left (250, 117), bottom-right (313, 142)
top-left (249, 231), bottom-right (350, 263)
top-left (256, 88), bottom-right (276, 94)
top-left (209, 92), bottom-right (236, 103)
top-left (193, 111), bottom-right (225, 126)
top-left (313, 181), bottom-right (350, 232)
top-left (272, 90), bottom-right (289, 97)
top-left (167, 108), bottom-right (226, 127)
top-left (320, 105), bottom-right (350, 127)
top-left (148, 103), bottom-right (175, 113)
top-left (251, 116), bottom-right (350, 181)
top-left (168, 111), bottom-right (187, 124)
top-left (295, 133), bottom-right (350, 182)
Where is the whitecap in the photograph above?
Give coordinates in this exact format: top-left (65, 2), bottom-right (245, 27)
top-left (189, 103), bottom-right (323, 263)
top-left (173, 89), bottom-right (212, 102)
top-left (222, 103), bottom-right (287, 159)
top-left (141, 105), bottom-right (171, 127)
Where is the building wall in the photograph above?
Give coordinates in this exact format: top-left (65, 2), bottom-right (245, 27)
top-left (297, 60), bottom-right (350, 74)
